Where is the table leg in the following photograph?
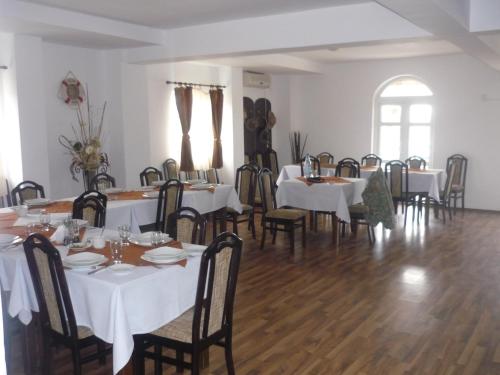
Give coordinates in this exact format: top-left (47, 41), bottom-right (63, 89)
top-left (425, 194), bottom-right (430, 225)
top-left (332, 213), bottom-right (338, 245)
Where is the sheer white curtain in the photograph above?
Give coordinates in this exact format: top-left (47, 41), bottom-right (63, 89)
top-left (0, 72), bottom-right (7, 197)
top-left (167, 88), bottom-right (213, 170)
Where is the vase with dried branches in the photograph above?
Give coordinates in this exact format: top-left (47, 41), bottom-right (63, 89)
top-left (58, 95), bottom-right (109, 190)
top-left (289, 131), bottom-right (308, 164)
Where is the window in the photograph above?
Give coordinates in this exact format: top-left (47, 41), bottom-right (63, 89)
top-left (374, 77), bottom-right (433, 164)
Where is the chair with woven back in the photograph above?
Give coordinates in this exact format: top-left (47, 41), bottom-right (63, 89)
top-left (335, 158), bottom-right (361, 178)
top-left (162, 158), bottom-right (179, 180)
top-left (167, 206), bottom-right (206, 245)
top-left (23, 234), bottom-right (111, 375)
top-left (140, 167), bottom-right (163, 186)
top-left (300, 155), bottom-right (321, 176)
top-left (205, 168), bottom-right (220, 184)
top-left (447, 154), bottom-right (468, 213)
top-left (361, 153), bottom-right (382, 167)
top-left (316, 152), bottom-right (334, 167)
top-left (72, 190), bottom-right (107, 228)
top-left (11, 180), bottom-right (45, 206)
top-left (385, 160), bottom-right (418, 225)
top-left (259, 168), bottom-right (307, 254)
top-left (155, 179), bottom-right (184, 235)
top-left (133, 232), bottom-right (243, 375)
top-left (89, 173), bottom-right (116, 192)
top-left (405, 155), bottom-right (427, 170)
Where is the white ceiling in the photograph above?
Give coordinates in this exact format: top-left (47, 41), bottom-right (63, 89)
top-left (23, 0), bottom-right (368, 28)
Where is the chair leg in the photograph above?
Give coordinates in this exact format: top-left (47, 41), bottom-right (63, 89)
top-left (225, 330), bottom-right (235, 375)
top-left (41, 334), bottom-right (52, 375)
top-left (462, 193), bottom-right (465, 211)
top-left (453, 194), bottom-right (457, 215)
top-left (260, 223), bottom-right (267, 250)
top-left (302, 218), bottom-right (306, 247)
top-left (71, 345), bottom-right (82, 375)
top-left (232, 214), bottom-right (238, 236)
top-left (250, 212), bottom-right (256, 239)
top-left (154, 344), bottom-right (162, 375)
top-left (272, 222), bottom-right (278, 244)
top-left (176, 349), bottom-right (184, 373)
top-left (192, 349), bottom-right (200, 375)
top-left (97, 340), bottom-right (106, 365)
top-left (132, 336), bottom-right (145, 375)
top-left (289, 224), bottom-right (295, 254)
top-left (404, 201), bottom-right (408, 226)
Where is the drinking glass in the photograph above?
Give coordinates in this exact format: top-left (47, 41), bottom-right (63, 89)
top-left (70, 220), bottom-right (80, 243)
top-left (151, 231), bottom-right (163, 247)
top-left (110, 239), bottom-right (123, 264)
top-left (118, 224), bottom-right (131, 246)
top-left (25, 223), bottom-right (38, 237)
top-left (39, 210), bottom-right (51, 232)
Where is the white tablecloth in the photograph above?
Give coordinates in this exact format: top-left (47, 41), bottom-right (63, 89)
top-left (0, 240), bottom-right (201, 374)
top-left (276, 178), bottom-right (366, 223)
top-left (277, 165), bottom-right (446, 202)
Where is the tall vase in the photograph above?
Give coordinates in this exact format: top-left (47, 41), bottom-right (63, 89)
top-left (83, 169), bottom-right (97, 191)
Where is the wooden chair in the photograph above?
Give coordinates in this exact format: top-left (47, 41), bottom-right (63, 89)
top-left (155, 179), bottom-right (184, 235)
top-left (361, 154), bottom-right (382, 167)
top-left (405, 155), bottom-right (427, 170)
top-left (225, 164), bottom-right (257, 239)
top-left (133, 232), bottom-right (243, 375)
top-left (89, 173), bottom-right (116, 192)
top-left (429, 161), bottom-right (457, 223)
top-left (140, 167), bottom-right (163, 186)
top-left (335, 158), bottom-right (360, 178)
top-left (267, 149), bottom-right (280, 185)
top-left (11, 180), bottom-right (45, 206)
top-left (259, 168), bottom-right (306, 254)
top-left (167, 206), bottom-right (206, 245)
top-left (316, 152), bottom-right (334, 166)
top-left (162, 158), bottom-right (179, 180)
top-left (72, 190), bottom-right (107, 228)
top-left (205, 168), bottom-right (220, 184)
top-left (300, 155), bottom-right (321, 176)
top-left (385, 160), bottom-right (417, 225)
top-left (447, 154), bottom-right (468, 213)
top-left (23, 234), bottom-right (111, 375)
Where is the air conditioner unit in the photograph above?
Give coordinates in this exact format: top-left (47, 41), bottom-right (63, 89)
top-left (243, 71), bottom-right (271, 89)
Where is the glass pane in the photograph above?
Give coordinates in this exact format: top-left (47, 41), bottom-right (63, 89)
top-left (408, 126), bottom-right (431, 162)
top-left (409, 104), bottom-right (432, 123)
top-left (380, 78), bottom-right (433, 97)
top-left (379, 126), bottom-right (400, 161)
top-left (380, 105), bottom-right (401, 123)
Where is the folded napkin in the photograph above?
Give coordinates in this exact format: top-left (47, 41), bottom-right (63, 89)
top-left (50, 225), bottom-right (66, 244)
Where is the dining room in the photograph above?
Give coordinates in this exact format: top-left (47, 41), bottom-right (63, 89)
top-left (1, 1), bottom-right (500, 374)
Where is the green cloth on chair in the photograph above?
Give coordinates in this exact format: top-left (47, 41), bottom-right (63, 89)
top-left (362, 168), bottom-right (395, 229)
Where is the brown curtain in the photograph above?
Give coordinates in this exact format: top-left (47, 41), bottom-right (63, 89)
top-left (175, 86), bottom-right (194, 171)
top-left (210, 88), bottom-right (224, 168)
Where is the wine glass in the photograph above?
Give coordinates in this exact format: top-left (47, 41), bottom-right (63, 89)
top-left (110, 239), bottom-right (123, 264)
top-left (39, 210), bottom-right (51, 232)
top-left (151, 231), bottom-right (163, 247)
top-left (118, 224), bottom-right (131, 246)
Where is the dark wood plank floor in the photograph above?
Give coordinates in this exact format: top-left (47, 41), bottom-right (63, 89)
top-left (9, 208), bottom-right (500, 374)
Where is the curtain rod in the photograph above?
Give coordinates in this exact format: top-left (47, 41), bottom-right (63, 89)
top-left (166, 80), bottom-right (225, 89)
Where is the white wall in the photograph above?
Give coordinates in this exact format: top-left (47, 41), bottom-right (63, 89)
top-left (289, 53), bottom-right (500, 210)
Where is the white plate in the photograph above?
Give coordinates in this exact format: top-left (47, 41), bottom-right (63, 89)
top-left (63, 252), bottom-right (107, 268)
top-left (182, 243), bottom-right (207, 255)
top-left (68, 242), bottom-right (91, 251)
top-left (129, 232), bottom-right (171, 247)
top-left (109, 263), bottom-right (135, 274)
top-left (25, 198), bottom-right (51, 206)
top-left (141, 253), bottom-right (187, 264)
top-left (151, 180), bottom-right (166, 187)
top-left (142, 191), bottom-right (159, 199)
top-left (105, 187), bottom-right (124, 194)
top-left (145, 246), bottom-right (187, 259)
top-left (0, 234), bottom-right (19, 245)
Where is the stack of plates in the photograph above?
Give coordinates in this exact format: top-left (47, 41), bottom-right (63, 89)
top-left (0, 234), bottom-right (22, 249)
top-left (151, 180), bottom-right (166, 187)
top-left (141, 247), bottom-right (187, 264)
top-left (142, 191), bottom-right (159, 199)
top-left (25, 198), bottom-right (51, 207)
top-left (129, 232), bottom-right (171, 246)
top-left (63, 252), bottom-right (107, 270)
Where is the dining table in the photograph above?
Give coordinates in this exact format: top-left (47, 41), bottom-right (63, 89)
top-left (0, 209), bottom-right (206, 374)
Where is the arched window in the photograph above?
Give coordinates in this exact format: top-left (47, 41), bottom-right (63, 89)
top-left (373, 76), bottom-right (433, 164)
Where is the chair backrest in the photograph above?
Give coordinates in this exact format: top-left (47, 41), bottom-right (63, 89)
top-left (258, 168), bottom-right (277, 214)
top-left (300, 155), bottom-right (321, 176)
top-left (336, 158), bottom-right (360, 178)
top-left (255, 152), bottom-right (264, 170)
top-left (24, 234), bottom-right (79, 339)
top-left (156, 179), bottom-right (184, 234)
top-left (181, 170), bottom-right (200, 181)
top-left (361, 168), bottom-right (396, 229)
top-left (89, 173), bottom-right (116, 192)
top-left (317, 152), bottom-right (334, 166)
top-left (447, 154), bottom-right (467, 188)
top-left (205, 169), bottom-right (219, 184)
top-left (267, 149), bottom-right (279, 184)
top-left (167, 206), bottom-right (206, 245)
top-left (72, 190), bottom-right (107, 228)
top-left (361, 154), bottom-right (382, 167)
top-left (443, 161), bottom-right (457, 200)
top-left (385, 160), bottom-right (408, 199)
top-left (162, 158), bottom-right (178, 180)
top-left (405, 156), bottom-right (427, 170)
top-left (191, 232), bottom-right (242, 342)
top-left (244, 154), bottom-right (250, 165)
top-left (11, 180), bottom-right (45, 206)
top-left (235, 164), bottom-right (258, 206)
top-left (140, 167), bottom-right (163, 186)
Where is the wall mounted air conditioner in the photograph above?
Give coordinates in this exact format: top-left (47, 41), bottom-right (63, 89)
top-left (243, 71), bottom-right (271, 89)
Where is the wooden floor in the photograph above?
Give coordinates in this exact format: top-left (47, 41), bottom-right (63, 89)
top-left (9, 208), bottom-right (500, 374)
